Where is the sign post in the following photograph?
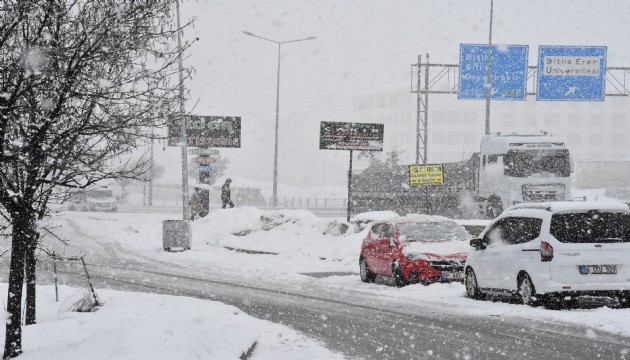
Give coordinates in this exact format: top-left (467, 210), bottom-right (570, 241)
top-left (319, 121), bottom-right (384, 222)
top-left (166, 115), bottom-right (241, 250)
top-left (536, 45), bottom-right (607, 101)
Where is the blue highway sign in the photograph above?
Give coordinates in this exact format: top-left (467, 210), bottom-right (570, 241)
top-left (537, 46), bottom-right (607, 101)
top-left (459, 44), bottom-right (528, 101)
top-left (198, 165), bottom-right (213, 173)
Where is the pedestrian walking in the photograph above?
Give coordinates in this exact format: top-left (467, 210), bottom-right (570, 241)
top-left (190, 187), bottom-right (209, 220)
top-left (221, 178), bottom-right (234, 208)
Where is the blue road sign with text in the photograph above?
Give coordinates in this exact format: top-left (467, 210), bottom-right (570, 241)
top-left (537, 46), bottom-right (607, 101)
top-left (199, 165), bottom-right (213, 173)
top-left (459, 44), bottom-right (528, 101)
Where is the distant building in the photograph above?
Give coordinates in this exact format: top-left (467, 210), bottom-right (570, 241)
top-left (575, 159), bottom-right (630, 189)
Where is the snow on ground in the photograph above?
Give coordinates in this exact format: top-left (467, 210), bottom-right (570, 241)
top-left (0, 284), bottom-right (343, 360)
top-left (3, 200), bottom-right (630, 358)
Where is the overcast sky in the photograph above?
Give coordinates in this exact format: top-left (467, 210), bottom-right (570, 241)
top-left (156, 0), bottom-right (630, 195)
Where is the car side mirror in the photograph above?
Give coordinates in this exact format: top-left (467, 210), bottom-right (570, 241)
top-left (470, 238), bottom-right (486, 250)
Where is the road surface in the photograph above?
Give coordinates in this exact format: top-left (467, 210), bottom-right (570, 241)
top-left (37, 259), bottom-right (630, 360)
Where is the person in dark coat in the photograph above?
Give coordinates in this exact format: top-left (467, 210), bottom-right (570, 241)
top-left (191, 187), bottom-right (209, 220)
top-left (221, 178), bottom-right (234, 208)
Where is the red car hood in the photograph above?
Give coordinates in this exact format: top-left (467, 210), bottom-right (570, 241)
top-left (401, 240), bottom-right (470, 261)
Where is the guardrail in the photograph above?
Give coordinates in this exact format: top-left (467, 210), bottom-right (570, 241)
top-left (260, 197), bottom-right (347, 209)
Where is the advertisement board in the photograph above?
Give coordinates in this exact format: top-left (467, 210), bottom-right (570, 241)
top-left (409, 164), bottom-right (444, 186)
top-left (168, 115), bottom-right (241, 148)
top-left (319, 121), bottom-right (384, 151)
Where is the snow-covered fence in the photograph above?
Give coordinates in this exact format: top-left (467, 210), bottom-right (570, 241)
top-left (262, 197), bottom-right (346, 209)
top-left (50, 253), bottom-right (102, 312)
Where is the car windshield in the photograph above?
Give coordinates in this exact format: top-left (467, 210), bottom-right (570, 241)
top-left (396, 221), bottom-right (470, 242)
top-left (550, 211), bottom-right (630, 243)
top-left (504, 149), bottom-right (570, 177)
top-left (88, 190), bottom-right (113, 199)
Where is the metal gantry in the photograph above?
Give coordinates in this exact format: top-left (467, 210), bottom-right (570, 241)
top-left (411, 57), bottom-right (630, 164)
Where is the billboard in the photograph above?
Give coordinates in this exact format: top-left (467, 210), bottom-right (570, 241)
top-left (409, 164), bottom-right (444, 186)
top-left (319, 121), bottom-right (384, 151)
top-left (536, 46), bottom-right (607, 101)
top-left (458, 44), bottom-right (529, 101)
top-left (168, 115), bottom-right (241, 148)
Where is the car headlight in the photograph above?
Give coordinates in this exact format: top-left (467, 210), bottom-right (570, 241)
top-left (405, 253), bottom-right (431, 261)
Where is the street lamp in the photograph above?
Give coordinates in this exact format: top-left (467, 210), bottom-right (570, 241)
top-left (243, 31), bottom-right (316, 207)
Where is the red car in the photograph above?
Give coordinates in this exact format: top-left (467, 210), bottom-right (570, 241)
top-left (359, 215), bottom-right (470, 286)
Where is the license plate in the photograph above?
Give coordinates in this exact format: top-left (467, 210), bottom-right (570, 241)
top-left (579, 265), bottom-right (617, 275)
top-left (441, 271), bottom-right (463, 281)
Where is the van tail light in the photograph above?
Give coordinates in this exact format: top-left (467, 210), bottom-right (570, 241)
top-left (540, 241), bottom-right (553, 262)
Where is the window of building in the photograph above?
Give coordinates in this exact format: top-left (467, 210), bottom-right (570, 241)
top-left (432, 131), bottom-right (446, 145)
top-left (611, 133), bottom-right (625, 146)
top-left (567, 114), bottom-right (582, 127)
top-left (590, 114), bottom-right (603, 127)
top-left (589, 133), bottom-right (604, 146)
top-left (448, 111), bottom-right (463, 126)
top-left (567, 133), bottom-right (581, 146)
top-left (447, 132), bottom-right (461, 145)
top-left (611, 114), bottom-right (626, 128)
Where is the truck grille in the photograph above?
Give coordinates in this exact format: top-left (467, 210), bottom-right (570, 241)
top-left (522, 183), bottom-right (565, 202)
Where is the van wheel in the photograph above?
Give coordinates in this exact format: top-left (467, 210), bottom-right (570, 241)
top-left (359, 258), bottom-right (375, 283)
top-left (518, 274), bottom-right (539, 306)
top-left (392, 263), bottom-right (408, 287)
top-left (465, 268), bottom-right (485, 300)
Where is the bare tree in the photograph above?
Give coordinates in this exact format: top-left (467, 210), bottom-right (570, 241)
top-left (0, 0), bottom-right (194, 357)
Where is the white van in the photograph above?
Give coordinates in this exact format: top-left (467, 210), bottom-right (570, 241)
top-left (464, 201), bottom-right (630, 308)
top-left (67, 189), bottom-right (118, 212)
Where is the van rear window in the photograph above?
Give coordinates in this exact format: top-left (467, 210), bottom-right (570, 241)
top-left (550, 211), bottom-right (630, 243)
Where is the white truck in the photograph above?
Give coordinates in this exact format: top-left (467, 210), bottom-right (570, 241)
top-left (475, 133), bottom-right (572, 218)
top-left (351, 133), bottom-right (573, 219)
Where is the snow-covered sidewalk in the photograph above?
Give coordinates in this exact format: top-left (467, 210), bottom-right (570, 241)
top-left (0, 284), bottom-right (343, 360)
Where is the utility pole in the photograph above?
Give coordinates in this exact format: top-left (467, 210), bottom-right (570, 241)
top-left (149, 125), bottom-right (154, 206)
top-left (423, 54), bottom-right (429, 165)
top-left (414, 54), bottom-right (430, 165)
top-left (415, 55), bottom-right (421, 164)
top-left (484, 0), bottom-right (494, 135)
top-left (176, 0), bottom-right (190, 220)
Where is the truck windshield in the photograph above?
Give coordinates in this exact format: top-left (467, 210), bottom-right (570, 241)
top-left (504, 149), bottom-right (570, 177)
top-left (88, 190), bottom-right (113, 198)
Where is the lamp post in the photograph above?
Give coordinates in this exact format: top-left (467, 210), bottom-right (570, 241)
top-left (243, 31), bottom-right (316, 207)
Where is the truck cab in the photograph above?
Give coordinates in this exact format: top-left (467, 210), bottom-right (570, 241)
top-left (477, 134), bottom-right (572, 217)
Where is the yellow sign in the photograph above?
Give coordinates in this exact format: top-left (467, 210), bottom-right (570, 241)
top-left (409, 164), bottom-right (444, 186)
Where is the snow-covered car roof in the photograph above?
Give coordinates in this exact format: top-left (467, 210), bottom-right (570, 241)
top-left (351, 211), bottom-right (399, 223)
top-left (388, 214), bottom-right (459, 224)
top-left (505, 201), bottom-right (630, 214)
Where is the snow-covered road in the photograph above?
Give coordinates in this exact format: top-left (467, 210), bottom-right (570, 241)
top-left (5, 207), bottom-right (630, 359)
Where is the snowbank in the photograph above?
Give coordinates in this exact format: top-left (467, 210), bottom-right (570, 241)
top-left (0, 284), bottom-right (342, 360)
